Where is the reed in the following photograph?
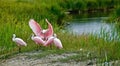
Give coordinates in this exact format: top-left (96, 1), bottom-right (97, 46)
top-left (0, 0), bottom-right (120, 63)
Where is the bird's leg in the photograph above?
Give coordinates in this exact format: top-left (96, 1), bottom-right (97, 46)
top-left (50, 44), bottom-right (53, 49)
top-left (18, 46), bottom-right (21, 53)
top-left (35, 42), bottom-right (39, 51)
top-left (36, 44), bottom-right (39, 51)
top-left (56, 46), bottom-right (59, 49)
top-left (39, 45), bottom-right (42, 49)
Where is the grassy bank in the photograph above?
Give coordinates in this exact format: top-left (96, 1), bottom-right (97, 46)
top-left (109, 6), bottom-right (120, 29)
top-left (1, 32), bottom-right (120, 62)
top-left (0, 0), bottom-right (119, 25)
top-left (0, 0), bottom-right (120, 63)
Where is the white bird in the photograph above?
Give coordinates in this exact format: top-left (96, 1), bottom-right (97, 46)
top-left (12, 34), bottom-right (27, 52)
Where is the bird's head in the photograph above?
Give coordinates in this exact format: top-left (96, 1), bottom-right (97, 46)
top-left (41, 29), bottom-right (47, 34)
top-left (13, 34), bottom-right (16, 37)
top-left (31, 33), bottom-right (34, 36)
top-left (31, 33), bottom-right (35, 39)
top-left (53, 33), bottom-right (57, 38)
top-left (12, 34), bottom-right (16, 41)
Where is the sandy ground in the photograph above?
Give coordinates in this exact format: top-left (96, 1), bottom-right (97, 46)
top-left (0, 50), bottom-right (119, 66)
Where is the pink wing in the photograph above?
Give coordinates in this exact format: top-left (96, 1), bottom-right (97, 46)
top-left (44, 36), bottom-right (54, 46)
top-left (53, 38), bottom-right (63, 49)
top-left (45, 19), bottom-right (53, 39)
top-left (33, 36), bottom-right (45, 45)
top-left (29, 19), bottom-right (43, 37)
top-left (15, 38), bottom-right (27, 46)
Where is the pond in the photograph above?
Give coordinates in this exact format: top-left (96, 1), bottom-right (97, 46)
top-left (65, 17), bottom-right (114, 35)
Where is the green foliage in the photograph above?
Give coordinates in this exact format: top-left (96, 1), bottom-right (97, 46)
top-left (109, 6), bottom-right (120, 29)
top-left (115, 6), bottom-right (120, 17)
top-left (85, 0), bottom-right (98, 9)
top-left (0, 0), bottom-right (120, 62)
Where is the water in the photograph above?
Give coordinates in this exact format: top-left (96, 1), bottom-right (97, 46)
top-left (65, 17), bottom-right (114, 35)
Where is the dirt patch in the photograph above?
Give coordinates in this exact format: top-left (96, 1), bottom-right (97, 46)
top-left (0, 50), bottom-right (119, 66)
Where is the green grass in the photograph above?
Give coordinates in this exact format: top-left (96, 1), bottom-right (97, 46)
top-left (0, 0), bottom-right (120, 63)
top-left (109, 6), bottom-right (120, 29)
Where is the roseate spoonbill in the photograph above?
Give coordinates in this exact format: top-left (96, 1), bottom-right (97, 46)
top-left (31, 34), bottom-right (45, 50)
top-left (12, 34), bottom-right (27, 53)
top-left (53, 34), bottom-right (63, 49)
top-left (31, 34), bottom-right (45, 45)
top-left (44, 34), bottom-right (63, 49)
top-left (29, 19), bottom-right (44, 38)
top-left (29, 19), bottom-right (53, 40)
top-left (44, 36), bottom-right (54, 46)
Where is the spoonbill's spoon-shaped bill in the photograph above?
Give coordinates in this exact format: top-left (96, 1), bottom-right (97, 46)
top-left (31, 34), bottom-right (45, 45)
top-left (12, 34), bottom-right (27, 46)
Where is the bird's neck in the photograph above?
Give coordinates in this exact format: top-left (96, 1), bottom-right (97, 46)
top-left (12, 36), bottom-right (15, 41)
top-left (53, 35), bottom-right (57, 38)
top-left (31, 35), bottom-right (34, 40)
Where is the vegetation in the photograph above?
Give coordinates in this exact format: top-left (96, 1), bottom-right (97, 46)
top-left (109, 6), bottom-right (120, 29)
top-left (0, 0), bottom-right (120, 64)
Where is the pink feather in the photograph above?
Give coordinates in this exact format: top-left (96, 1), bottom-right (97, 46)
top-left (31, 34), bottom-right (45, 45)
top-left (29, 19), bottom-right (44, 38)
top-left (53, 38), bottom-right (63, 49)
top-left (44, 19), bottom-right (53, 39)
top-left (44, 36), bottom-right (54, 46)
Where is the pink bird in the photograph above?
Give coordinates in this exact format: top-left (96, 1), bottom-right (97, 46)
top-left (44, 36), bottom-right (54, 46)
top-left (29, 19), bottom-right (53, 40)
top-left (31, 34), bottom-right (45, 50)
top-left (44, 34), bottom-right (63, 49)
top-left (29, 19), bottom-right (44, 39)
top-left (31, 34), bottom-right (45, 45)
top-left (29, 19), bottom-right (63, 49)
top-left (44, 19), bottom-right (53, 40)
top-left (12, 34), bottom-right (27, 52)
top-left (53, 34), bottom-right (63, 49)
